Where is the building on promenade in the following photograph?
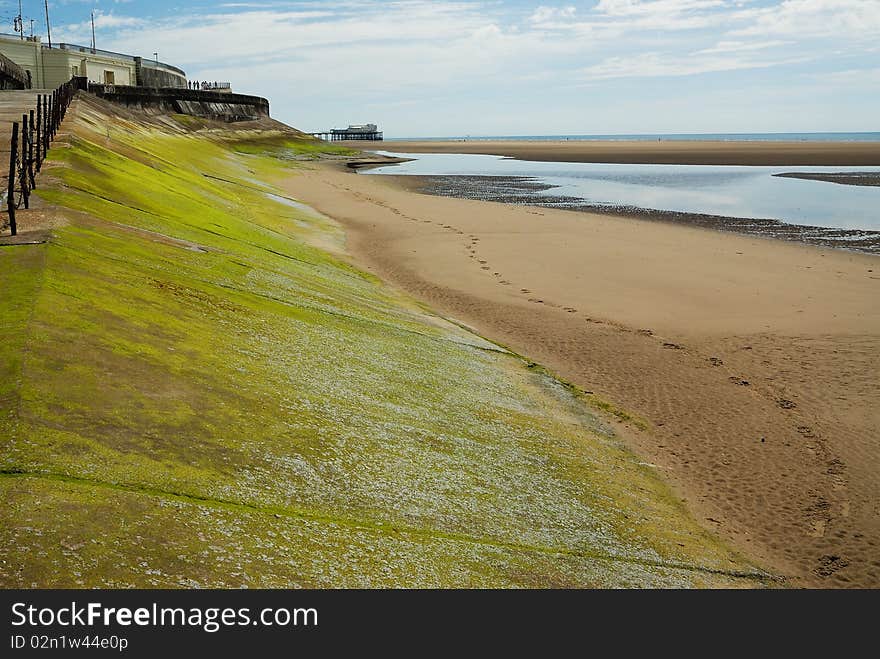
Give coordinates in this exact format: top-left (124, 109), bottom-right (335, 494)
top-left (0, 33), bottom-right (187, 89)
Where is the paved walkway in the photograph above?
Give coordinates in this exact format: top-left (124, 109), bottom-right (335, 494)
top-left (0, 89), bottom-right (52, 153)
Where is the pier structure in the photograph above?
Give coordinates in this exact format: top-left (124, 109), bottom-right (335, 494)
top-left (311, 123), bottom-right (383, 141)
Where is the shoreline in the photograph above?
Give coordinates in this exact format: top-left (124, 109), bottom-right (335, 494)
top-left (338, 138), bottom-right (880, 166)
top-left (282, 161), bottom-right (880, 587)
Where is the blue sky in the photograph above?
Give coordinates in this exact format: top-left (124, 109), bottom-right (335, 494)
top-left (2, 1), bottom-right (878, 136)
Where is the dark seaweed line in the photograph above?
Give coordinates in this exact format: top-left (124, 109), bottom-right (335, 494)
top-left (0, 470), bottom-right (775, 582)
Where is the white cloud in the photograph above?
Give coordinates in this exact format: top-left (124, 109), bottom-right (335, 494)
top-left (732, 0), bottom-right (880, 40)
top-left (595, 0), bottom-right (726, 17)
top-left (530, 0), bottom-right (733, 34)
top-left (54, 11), bottom-right (145, 44)
top-left (580, 50), bottom-right (810, 80)
top-left (814, 67), bottom-right (880, 86)
top-left (529, 5), bottom-right (577, 23)
top-left (697, 39), bottom-right (789, 54)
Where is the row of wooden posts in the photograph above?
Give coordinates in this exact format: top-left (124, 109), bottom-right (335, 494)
top-left (4, 78), bottom-right (78, 236)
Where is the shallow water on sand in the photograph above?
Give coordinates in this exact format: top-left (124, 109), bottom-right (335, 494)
top-left (365, 152), bottom-right (880, 232)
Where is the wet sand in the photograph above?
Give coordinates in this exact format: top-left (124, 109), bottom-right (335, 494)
top-left (281, 162), bottom-right (880, 588)
top-left (339, 139), bottom-right (880, 166)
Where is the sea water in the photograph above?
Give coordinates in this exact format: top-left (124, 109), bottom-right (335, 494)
top-left (364, 152), bottom-right (880, 232)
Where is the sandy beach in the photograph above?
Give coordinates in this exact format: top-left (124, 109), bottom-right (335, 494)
top-left (339, 139), bottom-right (880, 166)
top-left (282, 160), bottom-right (880, 587)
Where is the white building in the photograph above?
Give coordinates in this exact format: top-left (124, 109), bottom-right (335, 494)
top-left (0, 33), bottom-right (186, 89)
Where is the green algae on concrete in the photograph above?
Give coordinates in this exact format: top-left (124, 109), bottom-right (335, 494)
top-left (0, 95), bottom-right (769, 587)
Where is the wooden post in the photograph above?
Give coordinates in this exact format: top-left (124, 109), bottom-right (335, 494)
top-left (43, 95), bottom-right (49, 153)
top-left (27, 110), bottom-right (35, 189)
top-left (7, 122), bottom-right (17, 235)
top-left (19, 114), bottom-right (29, 209)
top-left (35, 95), bottom-right (41, 171)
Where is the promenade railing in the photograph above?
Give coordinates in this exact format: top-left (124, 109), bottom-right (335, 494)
top-left (2, 76), bottom-right (84, 236)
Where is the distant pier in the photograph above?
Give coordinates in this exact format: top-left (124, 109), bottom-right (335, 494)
top-left (310, 123), bottom-right (383, 141)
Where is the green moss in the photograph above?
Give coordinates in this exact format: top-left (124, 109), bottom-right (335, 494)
top-left (0, 245), bottom-right (46, 433)
top-left (226, 135), bottom-right (359, 158)
top-left (0, 95), bottom-right (770, 588)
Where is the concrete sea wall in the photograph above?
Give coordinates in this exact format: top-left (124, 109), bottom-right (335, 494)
top-left (88, 83), bottom-right (270, 121)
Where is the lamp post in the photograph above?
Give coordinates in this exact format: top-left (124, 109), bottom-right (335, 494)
top-left (44, 0), bottom-right (51, 47)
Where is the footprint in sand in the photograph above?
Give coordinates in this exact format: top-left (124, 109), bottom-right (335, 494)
top-left (729, 377), bottom-right (750, 386)
top-left (808, 519), bottom-right (827, 538)
top-left (826, 458), bottom-right (846, 477)
top-left (520, 288), bottom-right (531, 293)
top-left (814, 554), bottom-right (849, 579)
top-left (563, 307), bottom-right (578, 313)
top-left (804, 495), bottom-right (831, 537)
